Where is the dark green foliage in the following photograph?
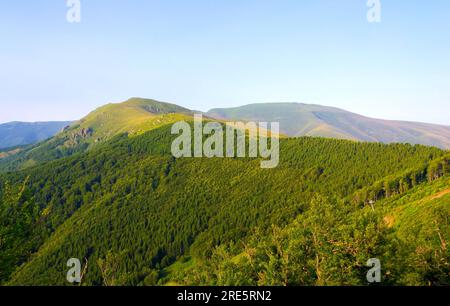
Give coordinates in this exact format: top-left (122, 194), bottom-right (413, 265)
top-left (0, 123), bottom-right (448, 285)
top-left (351, 154), bottom-right (450, 206)
top-left (170, 179), bottom-right (449, 286)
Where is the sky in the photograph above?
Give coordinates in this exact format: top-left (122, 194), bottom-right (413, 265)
top-left (0, 0), bottom-right (449, 125)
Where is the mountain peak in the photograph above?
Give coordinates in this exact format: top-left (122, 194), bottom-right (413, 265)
top-left (207, 103), bottom-right (450, 148)
top-left (72, 98), bottom-right (192, 141)
top-left (121, 97), bottom-right (192, 114)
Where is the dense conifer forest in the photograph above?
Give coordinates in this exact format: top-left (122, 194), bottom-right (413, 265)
top-left (0, 122), bottom-right (448, 285)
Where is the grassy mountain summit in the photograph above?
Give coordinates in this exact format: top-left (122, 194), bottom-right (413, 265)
top-left (79, 98), bottom-right (193, 139)
top-left (207, 103), bottom-right (450, 149)
top-left (0, 98), bottom-right (193, 171)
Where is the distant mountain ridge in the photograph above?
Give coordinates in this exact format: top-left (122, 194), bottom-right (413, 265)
top-left (0, 121), bottom-right (72, 149)
top-left (1, 98), bottom-right (449, 172)
top-left (207, 103), bottom-right (450, 149)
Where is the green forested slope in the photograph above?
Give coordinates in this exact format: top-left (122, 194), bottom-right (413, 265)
top-left (0, 122), bottom-right (448, 285)
top-left (166, 176), bottom-right (449, 286)
top-left (0, 98), bottom-right (193, 172)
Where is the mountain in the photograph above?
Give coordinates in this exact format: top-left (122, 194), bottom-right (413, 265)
top-left (3, 99), bottom-right (449, 173)
top-left (0, 98), bottom-right (449, 286)
top-left (78, 97), bottom-right (193, 139)
top-left (0, 121), bottom-right (72, 149)
top-left (0, 98), bottom-right (193, 171)
top-left (0, 119), bottom-right (448, 285)
top-left (207, 103), bottom-right (450, 149)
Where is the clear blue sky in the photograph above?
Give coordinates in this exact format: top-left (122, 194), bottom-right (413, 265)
top-left (1, 0), bottom-right (449, 125)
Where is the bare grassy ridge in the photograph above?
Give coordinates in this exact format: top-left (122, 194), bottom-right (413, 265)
top-left (207, 103), bottom-right (450, 149)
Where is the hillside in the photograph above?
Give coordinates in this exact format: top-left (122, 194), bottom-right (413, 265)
top-left (1, 121), bottom-right (448, 285)
top-left (207, 103), bottom-right (450, 149)
top-left (79, 97), bottom-right (193, 138)
top-left (3, 99), bottom-right (449, 173)
top-left (0, 121), bottom-right (72, 149)
top-left (165, 175), bottom-right (449, 286)
top-left (0, 98), bottom-right (193, 172)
